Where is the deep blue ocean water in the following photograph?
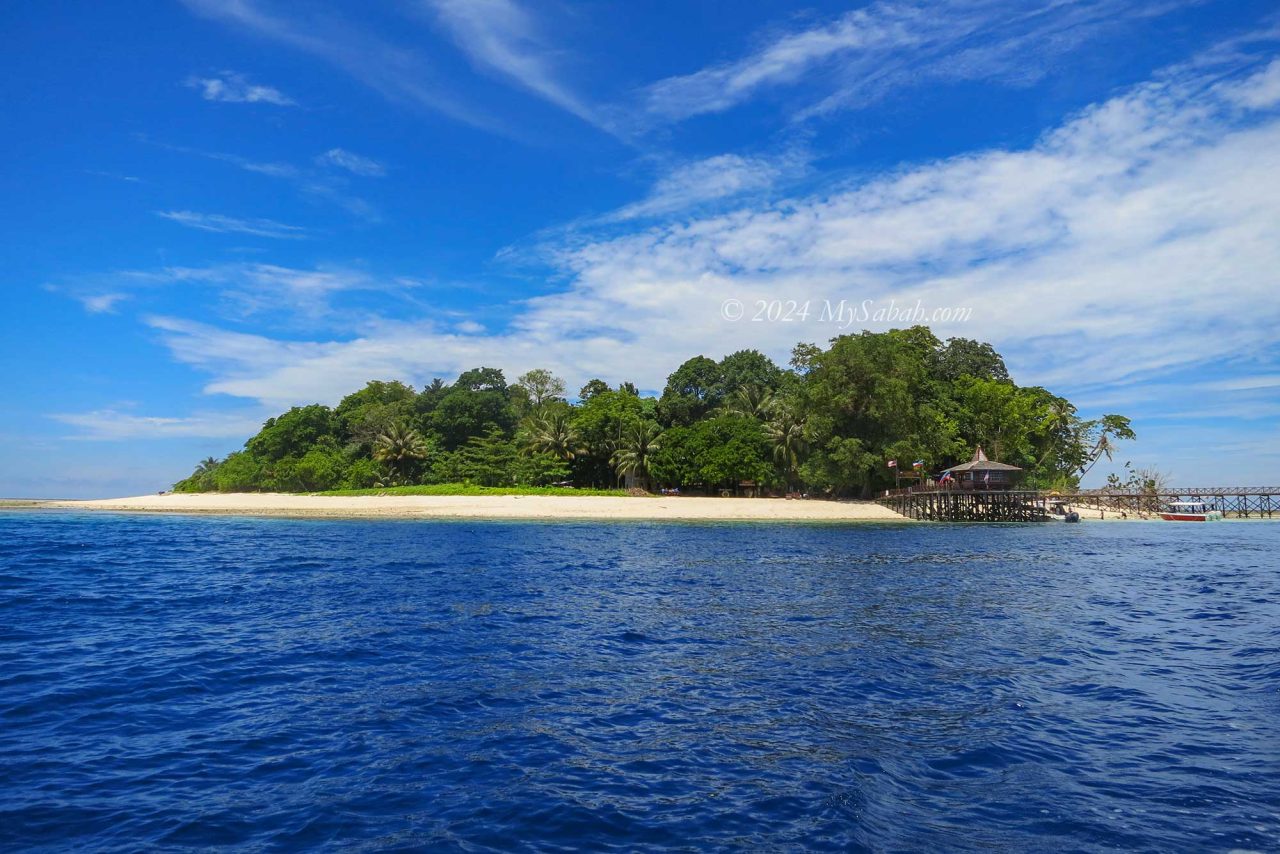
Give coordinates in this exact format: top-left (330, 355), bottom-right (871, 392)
top-left (1, 512), bottom-right (1277, 852)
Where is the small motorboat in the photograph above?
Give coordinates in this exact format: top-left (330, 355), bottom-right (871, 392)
top-left (1159, 500), bottom-right (1223, 522)
top-left (1046, 499), bottom-right (1080, 523)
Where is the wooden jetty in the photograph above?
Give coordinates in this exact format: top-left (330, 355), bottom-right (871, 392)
top-left (1071, 487), bottom-right (1277, 519)
top-left (881, 489), bottom-right (1050, 521)
top-left (881, 485), bottom-right (1278, 521)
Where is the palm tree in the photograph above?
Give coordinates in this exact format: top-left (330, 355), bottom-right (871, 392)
top-left (722, 384), bottom-right (775, 419)
top-left (521, 411), bottom-right (583, 461)
top-left (1079, 434), bottom-right (1115, 478)
top-left (765, 405), bottom-right (807, 491)
top-left (183, 456), bottom-right (222, 491)
top-left (373, 422), bottom-right (429, 484)
top-left (1032, 398), bottom-right (1077, 479)
top-left (189, 458), bottom-right (220, 478)
top-left (1079, 414), bottom-right (1135, 478)
top-left (612, 421), bottom-right (663, 492)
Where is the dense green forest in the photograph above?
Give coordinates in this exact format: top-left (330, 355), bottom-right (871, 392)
top-left (175, 327), bottom-right (1134, 497)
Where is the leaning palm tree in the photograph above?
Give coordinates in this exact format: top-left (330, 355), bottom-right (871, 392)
top-left (520, 411), bottom-right (583, 461)
top-left (195, 456), bottom-right (220, 475)
top-left (1079, 434), bottom-right (1115, 478)
top-left (765, 405), bottom-right (807, 491)
top-left (611, 421), bottom-right (663, 492)
top-left (373, 422), bottom-right (429, 484)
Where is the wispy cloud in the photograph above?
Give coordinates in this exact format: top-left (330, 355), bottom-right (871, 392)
top-left (85, 170), bottom-right (142, 183)
top-left (640, 0), bottom-right (1196, 126)
top-left (1197, 373), bottom-right (1280, 392)
top-left (80, 293), bottom-right (129, 314)
top-left (179, 0), bottom-right (498, 131)
top-left (605, 153), bottom-right (803, 221)
top-left (50, 263), bottom-right (418, 329)
top-left (42, 284), bottom-right (131, 315)
top-left (134, 263), bottom-right (411, 322)
top-left (315, 148), bottom-right (387, 177)
top-left (139, 136), bottom-right (378, 221)
top-left (51, 408), bottom-right (269, 440)
top-left (185, 70), bottom-right (295, 105)
top-left (138, 50), bottom-right (1280, 415)
top-left (156, 210), bottom-right (310, 239)
top-left (422, 0), bottom-right (600, 127)
top-left (139, 136), bottom-right (299, 179)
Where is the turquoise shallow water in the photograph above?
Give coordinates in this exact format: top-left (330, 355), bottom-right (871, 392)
top-left (1, 512), bottom-right (1278, 851)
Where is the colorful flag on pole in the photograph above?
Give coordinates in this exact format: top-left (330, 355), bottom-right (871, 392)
top-left (912, 460), bottom-right (924, 469)
top-left (887, 460), bottom-right (897, 468)
top-left (939, 470), bottom-right (952, 483)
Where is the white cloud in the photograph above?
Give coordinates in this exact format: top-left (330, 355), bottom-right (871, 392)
top-left (46, 264), bottom-right (414, 328)
top-left (606, 154), bottom-right (796, 221)
top-left (80, 293), bottom-right (129, 314)
top-left (186, 71), bottom-right (295, 105)
top-left (51, 408), bottom-right (269, 440)
top-left (315, 148), bottom-right (387, 177)
top-left (1221, 57), bottom-right (1280, 109)
top-left (128, 263), bottom-right (411, 322)
top-left (640, 0), bottom-right (1194, 125)
top-left (148, 315), bottom-right (452, 407)
top-left (156, 210), bottom-right (310, 239)
top-left (422, 0), bottom-right (599, 127)
top-left (643, 2), bottom-right (929, 121)
top-left (1197, 374), bottom-right (1280, 392)
top-left (126, 54), bottom-right (1280, 427)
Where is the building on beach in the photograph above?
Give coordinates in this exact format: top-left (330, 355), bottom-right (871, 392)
top-left (942, 447), bottom-right (1022, 491)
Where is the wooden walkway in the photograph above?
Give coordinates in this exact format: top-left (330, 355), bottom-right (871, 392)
top-left (880, 486), bottom-right (1278, 521)
top-left (1072, 488), bottom-right (1277, 518)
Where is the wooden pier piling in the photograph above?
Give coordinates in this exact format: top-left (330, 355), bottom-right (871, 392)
top-left (880, 486), bottom-right (1277, 521)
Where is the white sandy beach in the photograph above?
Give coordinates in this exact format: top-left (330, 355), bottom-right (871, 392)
top-left (32, 492), bottom-right (910, 522)
top-left (1070, 505), bottom-right (1141, 521)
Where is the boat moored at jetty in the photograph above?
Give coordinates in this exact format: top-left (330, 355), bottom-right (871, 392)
top-left (1046, 498), bottom-right (1081, 523)
top-left (1159, 500), bottom-right (1223, 522)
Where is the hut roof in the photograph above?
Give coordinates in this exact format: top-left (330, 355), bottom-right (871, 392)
top-left (946, 446), bottom-right (1023, 472)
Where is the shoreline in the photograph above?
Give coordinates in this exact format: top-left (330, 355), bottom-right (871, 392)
top-left (11, 493), bottom-right (912, 523)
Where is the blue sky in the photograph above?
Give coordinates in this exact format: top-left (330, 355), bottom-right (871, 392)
top-left (2, 0), bottom-right (1278, 497)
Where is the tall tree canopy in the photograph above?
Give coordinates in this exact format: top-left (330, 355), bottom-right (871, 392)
top-left (432, 368), bottom-right (516, 450)
top-left (717, 349), bottom-right (784, 398)
top-left (658, 356), bottom-right (723, 427)
top-left (335, 381), bottom-right (416, 449)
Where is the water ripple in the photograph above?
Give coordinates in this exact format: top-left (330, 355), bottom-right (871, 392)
top-left (1, 512), bottom-right (1278, 851)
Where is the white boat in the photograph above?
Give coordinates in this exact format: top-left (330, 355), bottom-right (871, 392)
top-left (1045, 498), bottom-right (1080, 523)
top-left (1159, 500), bottom-right (1223, 522)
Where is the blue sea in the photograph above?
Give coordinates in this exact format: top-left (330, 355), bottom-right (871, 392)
top-left (1, 512), bottom-right (1277, 852)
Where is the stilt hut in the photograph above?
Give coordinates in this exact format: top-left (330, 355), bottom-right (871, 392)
top-left (943, 447), bottom-right (1022, 491)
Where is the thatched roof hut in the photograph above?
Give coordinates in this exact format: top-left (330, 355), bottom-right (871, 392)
top-left (944, 447), bottom-right (1022, 490)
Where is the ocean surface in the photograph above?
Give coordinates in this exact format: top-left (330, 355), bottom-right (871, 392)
top-left (1, 512), bottom-right (1277, 852)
